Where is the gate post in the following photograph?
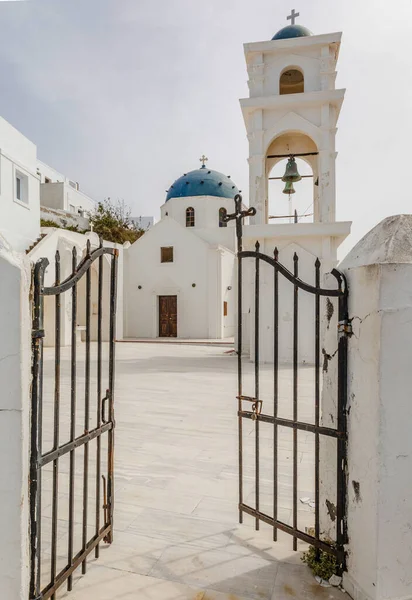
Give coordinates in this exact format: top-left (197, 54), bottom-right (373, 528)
top-left (340, 215), bottom-right (412, 600)
top-left (0, 239), bottom-right (31, 599)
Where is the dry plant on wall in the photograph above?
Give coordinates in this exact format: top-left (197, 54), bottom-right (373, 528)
top-left (88, 198), bottom-right (145, 244)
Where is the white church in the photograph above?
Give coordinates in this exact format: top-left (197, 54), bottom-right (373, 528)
top-left (123, 155), bottom-right (238, 340)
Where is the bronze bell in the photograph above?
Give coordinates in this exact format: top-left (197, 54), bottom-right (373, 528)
top-left (282, 181), bottom-right (295, 195)
top-left (282, 157), bottom-right (301, 183)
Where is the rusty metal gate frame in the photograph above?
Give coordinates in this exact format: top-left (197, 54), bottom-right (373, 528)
top-left (29, 240), bottom-right (118, 600)
top-left (225, 194), bottom-right (349, 572)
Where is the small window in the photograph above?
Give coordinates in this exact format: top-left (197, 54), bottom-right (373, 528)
top-left (279, 68), bottom-right (304, 95)
top-left (45, 177), bottom-right (51, 183)
top-left (219, 207), bottom-right (227, 228)
top-left (15, 170), bottom-right (28, 204)
top-left (69, 204), bottom-right (76, 213)
top-left (186, 207), bottom-right (195, 227)
top-left (223, 301), bottom-right (228, 316)
top-left (161, 246), bottom-right (174, 263)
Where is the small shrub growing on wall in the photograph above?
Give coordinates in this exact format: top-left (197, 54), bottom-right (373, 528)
top-left (40, 219), bottom-right (85, 233)
top-left (301, 545), bottom-right (337, 580)
top-left (88, 199), bottom-right (144, 244)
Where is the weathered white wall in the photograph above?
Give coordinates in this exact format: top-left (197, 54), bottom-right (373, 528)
top-left (327, 215), bottom-right (412, 600)
top-left (124, 217), bottom-right (231, 339)
top-left (0, 235), bottom-right (31, 599)
top-left (0, 117), bottom-right (40, 252)
top-left (40, 205), bottom-right (89, 231)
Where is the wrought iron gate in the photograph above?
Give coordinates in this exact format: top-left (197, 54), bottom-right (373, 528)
top-left (30, 240), bottom-right (118, 599)
top-left (225, 195), bottom-right (349, 571)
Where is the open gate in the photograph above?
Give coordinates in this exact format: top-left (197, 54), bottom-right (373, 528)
top-left (225, 195), bottom-right (349, 572)
top-left (30, 240), bottom-right (118, 599)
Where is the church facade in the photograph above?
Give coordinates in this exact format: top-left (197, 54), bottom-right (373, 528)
top-left (123, 159), bottom-right (239, 339)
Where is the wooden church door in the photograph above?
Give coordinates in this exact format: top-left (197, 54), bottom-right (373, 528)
top-left (159, 295), bottom-right (177, 337)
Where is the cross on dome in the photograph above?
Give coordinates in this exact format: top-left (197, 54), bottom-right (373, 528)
top-left (287, 9), bottom-right (300, 25)
top-left (199, 154), bottom-right (208, 168)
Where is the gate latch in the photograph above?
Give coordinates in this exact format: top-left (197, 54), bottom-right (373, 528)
top-left (338, 320), bottom-right (352, 337)
top-left (237, 395), bottom-right (263, 421)
top-left (251, 400), bottom-right (263, 421)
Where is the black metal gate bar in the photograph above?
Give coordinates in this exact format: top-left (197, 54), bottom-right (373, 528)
top-left (273, 248), bottom-right (279, 542)
top-left (30, 259), bottom-right (47, 600)
top-left (51, 252), bottom-right (61, 600)
top-left (314, 258), bottom-right (321, 559)
top-left (29, 244), bottom-right (118, 600)
top-left (238, 235), bottom-right (243, 526)
top-left (82, 240), bottom-right (91, 575)
top-left (106, 247), bottom-right (118, 543)
top-left (68, 247), bottom-right (77, 592)
top-left (223, 197), bottom-right (256, 527)
top-left (254, 241), bottom-right (260, 531)
top-left (95, 240), bottom-right (103, 558)
top-left (336, 274), bottom-right (349, 554)
top-left (292, 253), bottom-right (298, 552)
top-left (227, 194), bottom-right (349, 572)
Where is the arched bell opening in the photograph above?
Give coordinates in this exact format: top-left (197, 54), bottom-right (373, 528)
top-left (279, 67), bottom-right (304, 95)
top-left (265, 132), bottom-right (319, 224)
top-left (268, 158), bottom-right (314, 224)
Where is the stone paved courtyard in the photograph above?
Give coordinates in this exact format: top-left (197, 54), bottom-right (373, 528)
top-left (40, 342), bottom-right (345, 600)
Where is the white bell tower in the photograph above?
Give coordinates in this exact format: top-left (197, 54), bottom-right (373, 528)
top-left (241, 11), bottom-right (347, 228)
top-left (239, 14), bottom-right (352, 364)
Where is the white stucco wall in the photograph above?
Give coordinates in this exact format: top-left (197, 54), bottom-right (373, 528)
top-left (124, 217), bottom-right (231, 339)
top-left (325, 215), bottom-right (412, 600)
top-left (0, 117), bottom-right (40, 252)
top-left (0, 235), bottom-right (31, 599)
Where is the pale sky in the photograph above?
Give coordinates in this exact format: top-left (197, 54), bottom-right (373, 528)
top-left (0, 0), bottom-right (411, 257)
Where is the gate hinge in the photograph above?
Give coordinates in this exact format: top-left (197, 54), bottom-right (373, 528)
top-left (338, 320), bottom-right (352, 337)
top-left (32, 329), bottom-right (45, 339)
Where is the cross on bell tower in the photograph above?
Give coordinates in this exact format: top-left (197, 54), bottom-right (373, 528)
top-left (286, 9), bottom-right (300, 25)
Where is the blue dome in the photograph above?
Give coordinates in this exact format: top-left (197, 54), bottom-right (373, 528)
top-left (272, 24), bottom-right (312, 40)
top-left (166, 166), bottom-right (239, 202)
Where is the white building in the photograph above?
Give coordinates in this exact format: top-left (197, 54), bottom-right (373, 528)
top-left (240, 18), bottom-right (352, 363)
top-left (124, 160), bottom-right (239, 339)
top-left (0, 117), bottom-right (40, 252)
top-left (37, 160), bottom-right (96, 217)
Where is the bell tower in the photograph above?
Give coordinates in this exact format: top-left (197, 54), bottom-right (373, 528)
top-left (241, 11), bottom-right (346, 226)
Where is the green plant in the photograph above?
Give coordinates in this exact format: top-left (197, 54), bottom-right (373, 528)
top-left (301, 545), bottom-right (337, 581)
top-left (88, 198), bottom-right (144, 244)
top-left (41, 219), bottom-right (86, 234)
top-left (41, 219), bottom-right (59, 228)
